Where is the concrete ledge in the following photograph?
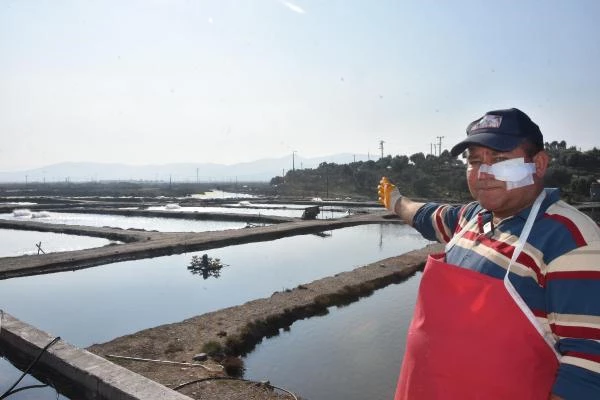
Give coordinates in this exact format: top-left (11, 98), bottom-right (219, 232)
top-left (0, 312), bottom-right (192, 400)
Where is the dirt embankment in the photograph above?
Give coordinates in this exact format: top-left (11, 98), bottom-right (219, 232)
top-left (87, 244), bottom-right (442, 400)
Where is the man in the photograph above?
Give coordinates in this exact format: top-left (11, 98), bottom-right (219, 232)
top-left (378, 108), bottom-right (600, 399)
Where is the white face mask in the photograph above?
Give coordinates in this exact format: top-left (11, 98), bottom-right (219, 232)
top-left (478, 157), bottom-right (537, 190)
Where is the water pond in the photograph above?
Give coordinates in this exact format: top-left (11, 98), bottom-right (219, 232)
top-left (0, 229), bottom-right (115, 257)
top-left (0, 357), bottom-right (69, 400)
top-left (0, 223), bottom-right (429, 399)
top-left (147, 204), bottom-right (351, 219)
top-left (244, 274), bottom-right (421, 400)
top-left (0, 211), bottom-right (248, 232)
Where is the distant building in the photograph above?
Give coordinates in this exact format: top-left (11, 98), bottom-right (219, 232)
top-left (591, 181), bottom-right (600, 201)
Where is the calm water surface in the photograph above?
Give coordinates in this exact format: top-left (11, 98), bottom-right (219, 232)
top-left (0, 223), bottom-right (429, 399)
top-left (147, 204), bottom-right (350, 219)
top-left (244, 275), bottom-right (421, 400)
top-left (0, 202), bottom-right (354, 225)
top-left (0, 224), bottom-right (427, 347)
top-left (186, 190), bottom-right (256, 199)
top-left (0, 211), bottom-right (248, 232)
top-left (0, 357), bottom-right (69, 400)
top-left (0, 229), bottom-right (114, 257)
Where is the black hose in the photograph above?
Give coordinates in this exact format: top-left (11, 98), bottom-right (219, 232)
top-left (173, 376), bottom-right (299, 400)
top-left (0, 336), bottom-right (61, 399)
top-left (1, 384), bottom-right (49, 397)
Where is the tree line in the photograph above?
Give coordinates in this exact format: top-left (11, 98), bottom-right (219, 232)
top-left (270, 141), bottom-right (600, 203)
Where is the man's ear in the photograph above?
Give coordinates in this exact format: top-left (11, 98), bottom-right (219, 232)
top-left (533, 150), bottom-right (549, 178)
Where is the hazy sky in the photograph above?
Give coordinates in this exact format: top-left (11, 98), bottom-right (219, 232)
top-left (1, 0), bottom-right (599, 171)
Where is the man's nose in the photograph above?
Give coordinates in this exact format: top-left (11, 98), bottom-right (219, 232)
top-left (477, 165), bottom-right (495, 180)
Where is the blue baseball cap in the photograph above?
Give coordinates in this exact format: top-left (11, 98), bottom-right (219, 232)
top-left (450, 108), bottom-right (544, 157)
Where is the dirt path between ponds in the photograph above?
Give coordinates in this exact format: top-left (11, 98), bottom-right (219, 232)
top-left (87, 243), bottom-right (442, 400)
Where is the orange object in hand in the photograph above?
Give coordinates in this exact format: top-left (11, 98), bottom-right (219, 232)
top-left (378, 177), bottom-right (402, 211)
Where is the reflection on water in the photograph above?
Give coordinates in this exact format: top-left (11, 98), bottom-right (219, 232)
top-left (0, 229), bottom-right (115, 257)
top-left (0, 357), bottom-right (69, 400)
top-left (187, 254), bottom-right (227, 279)
top-left (0, 224), bottom-right (429, 400)
top-left (0, 212), bottom-right (248, 232)
top-left (148, 204), bottom-right (350, 219)
top-left (0, 204), bottom-right (353, 227)
top-left (186, 190), bottom-right (256, 199)
top-left (244, 275), bottom-right (422, 400)
top-left (0, 224), bottom-right (429, 347)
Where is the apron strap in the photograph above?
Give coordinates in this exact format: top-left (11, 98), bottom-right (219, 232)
top-left (502, 190), bottom-right (560, 358)
top-left (506, 190), bottom-right (546, 271)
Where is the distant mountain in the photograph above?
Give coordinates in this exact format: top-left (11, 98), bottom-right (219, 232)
top-left (0, 153), bottom-right (371, 183)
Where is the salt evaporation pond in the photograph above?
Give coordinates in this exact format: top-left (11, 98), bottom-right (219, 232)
top-left (186, 190), bottom-right (256, 199)
top-left (0, 229), bottom-right (115, 257)
top-left (0, 224), bottom-right (428, 346)
top-left (0, 211), bottom-right (248, 232)
top-left (147, 204), bottom-right (351, 219)
top-left (244, 275), bottom-right (421, 400)
top-left (0, 357), bottom-right (69, 400)
top-left (0, 223), bottom-right (429, 399)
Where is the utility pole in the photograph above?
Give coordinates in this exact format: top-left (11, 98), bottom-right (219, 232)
top-left (292, 150), bottom-right (297, 171)
top-left (379, 140), bottom-right (385, 159)
top-left (430, 143), bottom-right (434, 156)
top-left (326, 168), bottom-right (329, 199)
top-left (436, 136), bottom-right (445, 156)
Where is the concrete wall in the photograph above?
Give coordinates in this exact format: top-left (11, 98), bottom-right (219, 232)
top-left (0, 311), bottom-right (192, 400)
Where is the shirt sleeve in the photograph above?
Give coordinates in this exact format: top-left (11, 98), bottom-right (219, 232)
top-left (412, 202), bottom-right (476, 244)
top-left (546, 240), bottom-right (600, 399)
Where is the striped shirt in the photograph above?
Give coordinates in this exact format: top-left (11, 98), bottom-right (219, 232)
top-left (412, 188), bottom-right (600, 399)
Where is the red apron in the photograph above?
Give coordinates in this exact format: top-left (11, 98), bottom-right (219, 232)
top-left (396, 192), bottom-right (559, 399)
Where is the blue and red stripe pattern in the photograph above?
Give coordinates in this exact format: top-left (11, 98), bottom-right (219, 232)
top-left (412, 188), bottom-right (600, 398)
